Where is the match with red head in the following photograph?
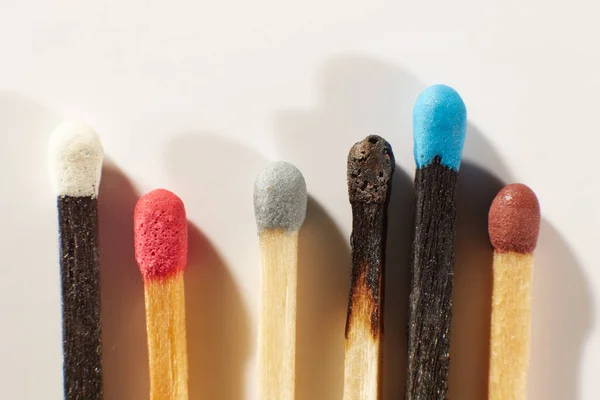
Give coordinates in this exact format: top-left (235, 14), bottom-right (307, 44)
top-left (488, 183), bottom-right (540, 254)
top-left (134, 189), bottom-right (188, 280)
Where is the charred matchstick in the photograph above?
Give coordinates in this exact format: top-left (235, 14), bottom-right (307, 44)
top-left (343, 135), bottom-right (394, 400)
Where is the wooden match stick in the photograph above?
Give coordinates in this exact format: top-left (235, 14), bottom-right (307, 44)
top-left (343, 135), bottom-right (394, 400)
top-left (254, 161), bottom-right (307, 400)
top-left (406, 85), bottom-right (467, 399)
top-left (134, 189), bottom-right (189, 400)
top-left (488, 183), bottom-right (540, 400)
top-left (49, 122), bottom-right (104, 400)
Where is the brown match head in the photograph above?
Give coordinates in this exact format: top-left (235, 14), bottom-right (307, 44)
top-left (488, 183), bottom-right (540, 254)
top-left (347, 135), bottom-right (395, 204)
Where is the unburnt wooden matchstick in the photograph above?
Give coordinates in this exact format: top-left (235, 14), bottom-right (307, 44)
top-left (49, 121), bottom-right (104, 400)
top-left (134, 189), bottom-right (189, 400)
top-left (488, 183), bottom-right (540, 400)
top-left (343, 135), bottom-right (394, 400)
top-left (254, 161), bottom-right (307, 400)
top-left (406, 85), bottom-right (467, 399)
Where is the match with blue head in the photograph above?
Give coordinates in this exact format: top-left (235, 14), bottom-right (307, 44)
top-left (413, 85), bottom-right (467, 171)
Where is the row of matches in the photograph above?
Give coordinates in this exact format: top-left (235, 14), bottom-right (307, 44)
top-left (49, 84), bottom-right (540, 400)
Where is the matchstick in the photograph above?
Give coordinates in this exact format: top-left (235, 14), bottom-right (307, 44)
top-left (343, 135), bottom-right (394, 400)
top-left (134, 189), bottom-right (189, 400)
top-left (254, 161), bottom-right (307, 400)
top-left (406, 85), bottom-right (467, 399)
top-left (488, 184), bottom-right (540, 400)
top-left (49, 122), bottom-right (104, 400)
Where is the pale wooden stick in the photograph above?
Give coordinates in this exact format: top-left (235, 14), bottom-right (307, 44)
top-left (488, 183), bottom-right (540, 400)
top-left (254, 161), bottom-right (307, 400)
top-left (489, 252), bottom-right (533, 400)
top-left (258, 230), bottom-right (299, 400)
top-left (144, 274), bottom-right (189, 400)
top-left (343, 279), bottom-right (381, 400)
top-left (134, 189), bottom-right (189, 400)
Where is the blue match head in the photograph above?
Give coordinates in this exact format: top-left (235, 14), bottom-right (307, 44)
top-left (413, 84), bottom-right (467, 171)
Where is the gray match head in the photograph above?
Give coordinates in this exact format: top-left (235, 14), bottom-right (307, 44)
top-left (254, 161), bottom-right (307, 232)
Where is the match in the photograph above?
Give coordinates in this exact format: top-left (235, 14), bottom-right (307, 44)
top-left (254, 161), bottom-right (307, 400)
top-left (406, 85), bottom-right (467, 399)
top-left (134, 189), bottom-right (189, 400)
top-left (343, 135), bottom-right (394, 400)
top-left (49, 121), bottom-right (104, 400)
top-left (488, 183), bottom-right (540, 400)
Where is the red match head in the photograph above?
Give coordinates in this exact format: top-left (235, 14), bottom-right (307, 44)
top-left (488, 183), bottom-right (540, 254)
top-left (134, 189), bottom-right (188, 280)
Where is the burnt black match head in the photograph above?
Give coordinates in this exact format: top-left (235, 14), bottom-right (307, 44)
top-left (347, 135), bottom-right (395, 204)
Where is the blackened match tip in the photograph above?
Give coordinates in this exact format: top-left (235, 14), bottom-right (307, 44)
top-left (347, 135), bottom-right (394, 204)
top-left (489, 183), bottom-right (541, 254)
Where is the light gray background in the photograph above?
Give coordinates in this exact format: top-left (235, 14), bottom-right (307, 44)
top-left (0, 0), bottom-right (596, 399)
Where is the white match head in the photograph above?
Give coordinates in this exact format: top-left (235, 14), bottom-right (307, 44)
top-left (254, 161), bottom-right (307, 232)
top-left (49, 121), bottom-right (104, 198)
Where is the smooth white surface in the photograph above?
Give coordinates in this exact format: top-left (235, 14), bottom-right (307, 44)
top-left (0, 1), bottom-right (597, 399)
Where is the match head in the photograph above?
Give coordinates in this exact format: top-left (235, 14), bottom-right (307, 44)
top-left (49, 121), bottom-right (104, 198)
top-left (413, 84), bottom-right (467, 170)
top-left (347, 135), bottom-right (395, 204)
top-left (254, 161), bottom-right (307, 233)
top-left (489, 183), bottom-right (541, 254)
top-left (134, 189), bottom-right (188, 280)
